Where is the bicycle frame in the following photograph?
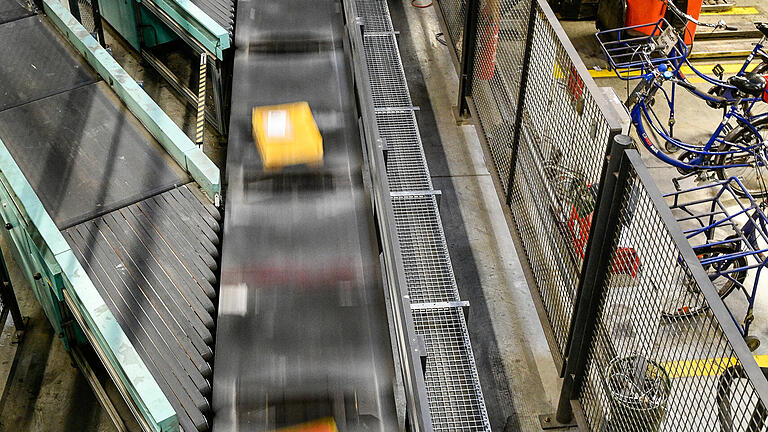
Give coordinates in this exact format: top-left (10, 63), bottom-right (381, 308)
top-left (666, 178), bottom-right (768, 336)
top-left (632, 94), bottom-right (768, 171)
top-left (656, 36), bottom-right (768, 131)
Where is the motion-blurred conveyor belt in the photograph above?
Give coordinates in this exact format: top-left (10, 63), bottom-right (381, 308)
top-left (0, 0), bottom-right (223, 430)
top-left (211, 1), bottom-right (401, 431)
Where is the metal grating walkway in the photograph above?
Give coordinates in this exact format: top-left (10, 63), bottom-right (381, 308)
top-left (355, 0), bottom-right (491, 430)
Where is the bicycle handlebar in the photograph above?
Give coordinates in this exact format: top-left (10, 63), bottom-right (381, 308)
top-left (663, 0), bottom-right (739, 31)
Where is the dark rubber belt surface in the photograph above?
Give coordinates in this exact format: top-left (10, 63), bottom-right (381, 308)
top-left (233, 0), bottom-right (342, 48)
top-left (212, 0), bottom-right (399, 429)
top-left (64, 185), bottom-right (221, 432)
top-left (0, 0), bottom-right (33, 24)
top-left (0, 81), bottom-right (191, 229)
top-left (0, 16), bottom-right (97, 112)
top-left (190, 0), bottom-right (235, 37)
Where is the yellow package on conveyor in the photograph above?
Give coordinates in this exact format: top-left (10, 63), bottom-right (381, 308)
top-left (252, 101), bottom-right (324, 170)
top-left (275, 417), bottom-right (338, 432)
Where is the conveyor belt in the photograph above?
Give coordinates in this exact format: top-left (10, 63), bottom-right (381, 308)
top-left (211, 0), bottom-right (399, 430)
top-left (0, 15), bottom-right (190, 229)
top-left (0, 4), bottom-right (223, 430)
top-left (0, 0), bottom-right (31, 24)
top-left (65, 185), bottom-right (221, 432)
top-left (189, 0), bottom-right (235, 37)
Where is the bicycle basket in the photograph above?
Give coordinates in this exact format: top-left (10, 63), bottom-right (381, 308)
top-left (596, 19), bottom-right (687, 81)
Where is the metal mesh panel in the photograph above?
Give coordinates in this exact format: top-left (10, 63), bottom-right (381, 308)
top-left (376, 110), bottom-right (432, 192)
top-left (469, 0), bottom-right (531, 192)
top-left (357, 0), bottom-right (491, 428)
top-left (469, 0), bottom-right (616, 358)
top-left (363, 34), bottom-right (412, 109)
top-left (356, 0), bottom-right (394, 33)
top-left (413, 307), bottom-right (489, 431)
top-left (579, 162), bottom-right (768, 432)
top-left (436, 0), bottom-right (467, 58)
top-left (75, 0), bottom-right (95, 32)
top-left (508, 128), bottom-right (582, 351)
top-left (392, 195), bottom-right (460, 303)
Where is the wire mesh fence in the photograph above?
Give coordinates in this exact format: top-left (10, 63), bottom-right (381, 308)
top-left (434, 0), bottom-right (468, 61)
top-left (448, 0), bottom-right (620, 359)
top-left (578, 150), bottom-right (768, 432)
top-left (433, 0), bottom-right (768, 429)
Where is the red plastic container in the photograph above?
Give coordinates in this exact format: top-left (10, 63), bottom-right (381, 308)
top-left (624, 0), bottom-right (704, 45)
top-left (680, 0), bottom-right (704, 45)
top-left (477, 3), bottom-right (499, 80)
top-left (625, 0), bottom-right (667, 34)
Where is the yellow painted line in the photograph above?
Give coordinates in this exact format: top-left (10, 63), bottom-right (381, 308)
top-left (590, 63), bottom-right (756, 83)
top-left (701, 6), bottom-right (760, 16)
top-left (658, 355), bottom-right (768, 378)
top-left (689, 50), bottom-right (754, 60)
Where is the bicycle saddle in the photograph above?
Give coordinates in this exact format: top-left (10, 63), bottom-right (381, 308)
top-left (728, 72), bottom-right (767, 97)
top-left (757, 22), bottom-right (768, 38)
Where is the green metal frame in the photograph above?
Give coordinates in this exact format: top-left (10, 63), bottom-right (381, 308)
top-left (140, 0), bottom-right (230, 59)
top-left (0, 1), bottom-right (230, 430)
top-left (0, 136), bottom-right (179, 431)
top-left (44, 0), bottom-right (222, 201)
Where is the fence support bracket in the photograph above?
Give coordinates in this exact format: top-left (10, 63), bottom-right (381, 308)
top-left (548, 134), bottom-right (633, 425)
top-left (455, 0), bottom-right (481, 120)
top-left (539, 413), bottom-right (577, 429)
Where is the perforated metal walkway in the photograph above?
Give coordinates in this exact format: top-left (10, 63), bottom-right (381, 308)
top-left (355, 0), bottom-right (491, 429)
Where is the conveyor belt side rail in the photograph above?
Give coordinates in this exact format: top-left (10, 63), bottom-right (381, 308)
top-left (43, 0), bottom-right (222, 203)
top-left (343, 2), bottom-right (434, 431)
top-left (0, 137), bottom-right (179, 432)
top-left (138, 0), bottom-right (229, 59)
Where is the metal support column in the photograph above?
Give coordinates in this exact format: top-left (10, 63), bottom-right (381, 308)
top-left (542, 134), bottom-right (633, 428)
top-left (504, 0), bottom-right (538, 205)
top-left (90, 0), bottom-right (106, 46)
top-left (0, 245), bottom-right (24, 333)
top-left (456, 0), bottom-right (480, 119)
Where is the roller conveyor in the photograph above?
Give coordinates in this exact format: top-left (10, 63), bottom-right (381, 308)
top-left (189, 0), bottom-right (235, 38)
top-left (64, 186), bottom-right (221, 432)
top-left (211, 0), bottom-right (399, 430)
top-left (0, 2), bottom-right (223, 430)
top-left (0, 0), bottom-right (492, 428)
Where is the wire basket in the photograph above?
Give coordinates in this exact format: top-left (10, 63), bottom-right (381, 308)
top-left (605, 355), bottom-right (671, 432)
top-left (596, 19), bottom-right (688, 81)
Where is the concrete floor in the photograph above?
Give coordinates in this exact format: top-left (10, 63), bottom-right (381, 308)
top-left (389, 1), bottom-right (561, 429)
top-left (8, 1), bottom-right (766, 432)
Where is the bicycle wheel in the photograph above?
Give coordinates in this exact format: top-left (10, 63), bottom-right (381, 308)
top-left (717, 117), bottom-right (768, 198)
top-left (661, 245), bottom-right (747, 319)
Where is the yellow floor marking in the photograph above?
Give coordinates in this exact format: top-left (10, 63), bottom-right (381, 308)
top-left (657, 355), bottom-right (768, 378)
top-left (590, 63), bottom-right (757, 83)
top-left (701, 6), bottom-right (760, 16)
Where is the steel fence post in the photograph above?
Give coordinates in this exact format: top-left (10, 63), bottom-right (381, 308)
top-left (68, 0), bottom-right (82, 23)
top-left (456, 0), bottom-right (481, 119)
top-left (91, 0), bottom-right (106, 46)
top-left (0, 248), bottom-right (23, 331)
top-left (541, 134), bottom-right (633, 428)
top-left (504, 0), bottom-right (537, 204)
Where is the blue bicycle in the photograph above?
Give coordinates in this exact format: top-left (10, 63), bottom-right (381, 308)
top-left (597, 4), bottom-right (768, 197)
